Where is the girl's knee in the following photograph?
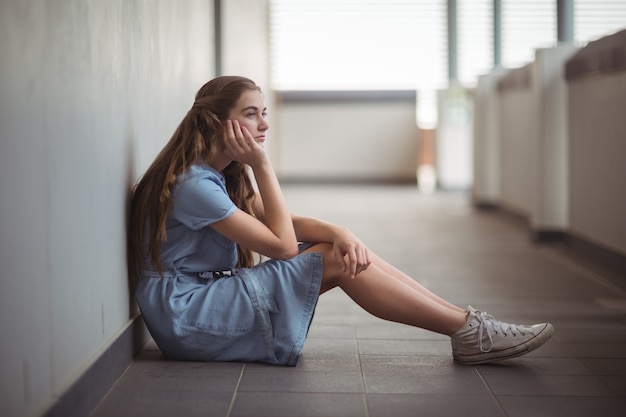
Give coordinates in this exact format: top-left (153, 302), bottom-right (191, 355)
top-left (302, 242), bottom-right (347, 282)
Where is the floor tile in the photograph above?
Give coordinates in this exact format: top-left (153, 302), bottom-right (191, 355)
top-left (307, 323), bottom-right (356, 339)
top-left (355, 322), bottom-right (446, 340)
top-left (358, 339), bottom-right (451, 356)
top-left (111, 354), bottom-right (243, 393)
top-left (302, 337), bottom-right (359, 356)
top-left (87, 186), bottom-right (626, 417)
top-left (580, 358), bottom-right (626, 375)
top-left (237, 370), bottom-right (364, 393)
top-left (360, 355), bottom-right (475, 376)
top-left (601, 376), bottom-right (626, 396)
top-left (483, 374), bottom-right (615, 396)
top-left (476, 357), bottom-right (593, 376)
top-left (90, 389), bottom-right (233, 417)
top-left (553, 328), bottom-right (626, 344)
top-left (230, 392), bottom-right (366, 417)
top-left (367, 394), bottom-right (506, 417)
top-left (364, 372), bottom-right (488, 395)
top-left (564, 343), bottom-right (626, 358)
top-left (245, 353), bottom-right (361, 373)
top-left (498, 396), bottom-right (626, 417)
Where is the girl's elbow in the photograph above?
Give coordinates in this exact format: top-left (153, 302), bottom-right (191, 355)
top-left (275, 243), bottom-right (300, 260)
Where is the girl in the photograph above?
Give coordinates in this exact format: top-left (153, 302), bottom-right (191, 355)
top-left (128, 76), bottom-right (554, 366)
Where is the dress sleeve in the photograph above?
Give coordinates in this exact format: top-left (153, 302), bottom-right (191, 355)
top-left (171, 173), bottom-right (237, 230)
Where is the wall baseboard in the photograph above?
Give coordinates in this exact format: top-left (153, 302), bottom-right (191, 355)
top-left (473, 199), bottom-right (529, 228)
top-left (532, 229), bottom-right (568, 243)
top-left (43, 315), bottom-right (149, 417)
top-left (561, 232), bottom-right (626, 292)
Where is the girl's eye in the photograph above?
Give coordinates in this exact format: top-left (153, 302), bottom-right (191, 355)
top-left (245, 111), bottom-right (268, 118)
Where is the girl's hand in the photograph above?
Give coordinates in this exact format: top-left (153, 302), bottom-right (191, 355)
top-left (332, 228), bottom-right (371, 279)
top-left (223, 120), bottom-right (267, 168)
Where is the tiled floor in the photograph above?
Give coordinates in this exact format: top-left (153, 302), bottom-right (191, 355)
top-left (91, 185), bottom-right (626, 417)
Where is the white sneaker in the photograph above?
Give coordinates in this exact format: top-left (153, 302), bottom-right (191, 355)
top-left (450, 306), bottom-right (555, 365)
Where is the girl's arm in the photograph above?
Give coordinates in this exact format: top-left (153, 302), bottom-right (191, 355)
top-left (252, 196), bottom-right (370, 278)
top-left (293, 214), bottom-right (371, 278)
top-left (210, 121), bottom-right (299, 260)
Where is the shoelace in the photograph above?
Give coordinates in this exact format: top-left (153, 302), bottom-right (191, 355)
top-left (475, 310), bottom-right (528, 352)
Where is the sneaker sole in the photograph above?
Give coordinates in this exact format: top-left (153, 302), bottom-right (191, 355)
top-left (453, 323), bottom-right (555, 365)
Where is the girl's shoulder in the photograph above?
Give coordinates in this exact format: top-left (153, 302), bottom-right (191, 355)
top-left (179, 164), bottom-right (225, 184)
top-left (172, 164), bottom-right (228, 199)
top-left (170, 164), bottom-right (235, 227)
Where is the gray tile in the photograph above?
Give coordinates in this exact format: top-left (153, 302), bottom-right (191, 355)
top-left (360, 355), bottom-right (475, 376)
top-left (498, 396), bottom-right (626, 417)
top-left (355, 322), bottom-right (447, 340)
top-left (134, 349), bottom-right (244, 371)
top-left (231, 392), bottom-right (366, 417)
top-left (367, 394), bottom-right (506, 417)
top-left (553, 328), bottom-right (626, 344)
top-left (580, 358), bottom-right (626, 375)
top-left (564, 343), bottom-right (626, 358)
top-left (245, 354), bottom-right (361, 373)
top-left (358, 339), bottom-right (451, 356)
top-left (112, 356), bottom-right (243, 393)
top-left (307, 323), bottom-right (356, 338)
top-left (237, 371), bottom-right (364, 393)
top-left (484, 374), bottom-right (615, 396)
top-left (364, 372), bottom-right (489, 395)
top-left (523, 339), bottom-right (574, 358)
top-left (90, 389), bottom-right (233, 417)
top-left (476, 357), bottom-right (593, 375)
top-left (601, 376), bottom-right (626, 396)
top-left (302, 337), bottom-right (359, 355)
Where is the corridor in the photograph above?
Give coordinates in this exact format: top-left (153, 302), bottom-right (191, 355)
top-left (89, 185), bottom-right (626, 417)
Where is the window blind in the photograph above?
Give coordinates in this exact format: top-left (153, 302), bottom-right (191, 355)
top-left (501, 0), bottom-right (557, 68)
top-left (458, 0), bottom-right (493, 86)
top-left (269, 0), bottom-right (448, 90)
top-left (575, 0), bottom-right (626, 43)
top-left (269, 1), bottom-right (625, 91)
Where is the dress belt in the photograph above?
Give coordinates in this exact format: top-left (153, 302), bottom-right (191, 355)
top-left (140, 270), bottom-right (233, 278)
top-left (198, 270), bottom-right (233, 279)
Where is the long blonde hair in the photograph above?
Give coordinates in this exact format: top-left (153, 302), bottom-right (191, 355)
top-left (128, 76), bottom-right (259, 286)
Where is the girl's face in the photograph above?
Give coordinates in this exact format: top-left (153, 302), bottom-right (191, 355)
top-left (227, 89), bottom-right (269, 146)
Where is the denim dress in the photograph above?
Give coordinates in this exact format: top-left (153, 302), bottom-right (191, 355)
top-left (135, 164), bottom-right (323, 366)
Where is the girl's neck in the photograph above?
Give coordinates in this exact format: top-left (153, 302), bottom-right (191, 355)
top-left (208, 155), bottom-right (233, 173)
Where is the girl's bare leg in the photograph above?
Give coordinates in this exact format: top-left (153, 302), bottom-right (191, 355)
top-left (368, 251), bottom-right (466, 313)
top-left (304, 243), bottom-right (467, 335)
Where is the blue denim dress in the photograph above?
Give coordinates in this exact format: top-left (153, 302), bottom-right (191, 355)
top-left (135, 165), bottom-right (323, 366)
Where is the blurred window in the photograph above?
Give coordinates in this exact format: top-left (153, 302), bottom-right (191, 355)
top-left (269, 0), bottom-right (447, 90)
top-left (575, 0), bottom-right (626, 43)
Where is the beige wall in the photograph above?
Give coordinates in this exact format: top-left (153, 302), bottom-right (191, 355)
top-left (472, 38), bottom-right (624, 256)
top-left (275, 97), bottom-right (419, 182)
top-left (473, 68), bottom-right (508, 203)
top-left (0, 1), bottom-right (214, 416)
top-left (533, 46), bottom-right (578, 230)
top-left (498, 66), bottom-right (537, 216)
top-left (474, 46), bottom-right (577, 230)
top-left (569, 71), bottom-right (626, 254)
